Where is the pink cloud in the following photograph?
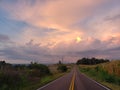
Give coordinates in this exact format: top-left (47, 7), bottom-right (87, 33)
top-left (1, 0), bottom-right (120, 63)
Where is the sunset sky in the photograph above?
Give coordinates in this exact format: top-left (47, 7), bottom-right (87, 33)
top-left (0, 0), bottom-right (120, 64)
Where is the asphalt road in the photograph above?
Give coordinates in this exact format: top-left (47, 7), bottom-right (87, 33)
top-left (74, 68), bottom-right (109, 90)
top-left (37, 67), bottom-right (110, 90)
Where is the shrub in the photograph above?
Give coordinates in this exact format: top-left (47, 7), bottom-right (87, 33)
top-left (28, 63), bottom-right (51, 76)
top-left (57, 65), bottom-right (68, 72)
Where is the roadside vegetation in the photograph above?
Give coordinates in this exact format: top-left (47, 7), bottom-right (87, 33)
top-left (57, 61), bottom-right (68, 72)
top-left (78, 60), bottom-right (120, 90)
top-left (0, 61), bottom-right (70, 90)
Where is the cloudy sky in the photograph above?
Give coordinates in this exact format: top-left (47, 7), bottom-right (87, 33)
top-left (0, 0), bottom-right (120, 64)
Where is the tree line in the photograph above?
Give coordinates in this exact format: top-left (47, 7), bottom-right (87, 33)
top-left (76, 57), bottom-right (110, 65)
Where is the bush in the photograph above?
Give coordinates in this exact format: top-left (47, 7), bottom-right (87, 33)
top-left (28, 63), bottom-right (51, 77)
top-left (57, 65), bottom-right (68, 72)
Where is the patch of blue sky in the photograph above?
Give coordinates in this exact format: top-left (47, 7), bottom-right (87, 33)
top-left (0, 8), bottom-right (28, 36)
top-left (0, 0), bottom-right (46, 6)
top-left (0, 18), bottom-right (27, 35)
top-left (0, 0), bottom-right (17, 3)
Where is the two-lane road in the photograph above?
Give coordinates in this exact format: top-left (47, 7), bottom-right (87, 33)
top-left (37, 67), bottom-right (110, 90)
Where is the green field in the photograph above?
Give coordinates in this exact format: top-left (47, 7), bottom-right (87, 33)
top-left (79, 61), bottom-right (120, 90)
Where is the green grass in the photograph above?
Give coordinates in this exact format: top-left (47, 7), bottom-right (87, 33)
top-left (23, 73), bottom-right (65, 90)
top-left (79, 65), bottom-right (120, 90)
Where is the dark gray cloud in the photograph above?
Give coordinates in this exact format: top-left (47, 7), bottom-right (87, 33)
top-left (0, 34), bottom-right (10, 42)
top-left (0, 47), bottom-right (31, 60)
top-left (0, 36), bottom-right (120, 64)
top-left (69, 46), bottom-right (120, 60)
top-left (108, 46), bottom-right (120, 51)
top-left (0, 40), bottom-right (51, 63)
top-left (105, 14), bottom-right (120, 21)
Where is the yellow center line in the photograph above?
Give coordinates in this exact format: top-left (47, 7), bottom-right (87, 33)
top-left (69, 73), bottom-right (75, 90)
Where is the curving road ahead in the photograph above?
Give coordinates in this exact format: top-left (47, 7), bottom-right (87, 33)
top-left (37, 67), bottom-right (110, 90)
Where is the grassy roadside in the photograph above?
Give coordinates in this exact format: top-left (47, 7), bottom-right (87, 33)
top-left (0, 61), bottom-right (73, 90)
top-left (23, 72), bottom-right (66, 90)
top-left (78, 63), bottom-right (120, 90)
top-left (23, 64), bottom-right (73, 90)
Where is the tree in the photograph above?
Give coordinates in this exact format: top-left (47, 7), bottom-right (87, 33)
top-left (76, 57), bottom-right (110, 65)
top-left (58, 60), bottom-right (62, 64)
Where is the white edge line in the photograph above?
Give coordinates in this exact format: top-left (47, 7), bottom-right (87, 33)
top-left (36, 73), bottom-right (68, 90)
top-left (81, 73), bottom-right (111, 90)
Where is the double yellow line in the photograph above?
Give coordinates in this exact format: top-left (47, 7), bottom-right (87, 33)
top-left (69, 73), bottom-right (75, 90)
